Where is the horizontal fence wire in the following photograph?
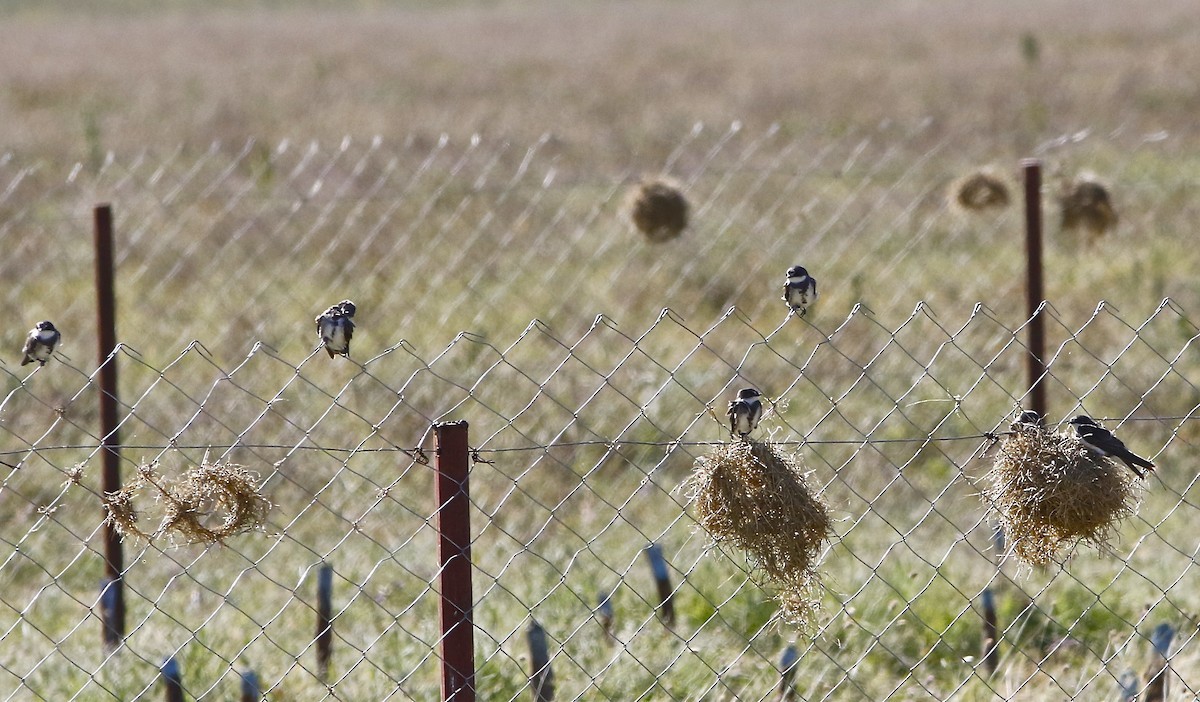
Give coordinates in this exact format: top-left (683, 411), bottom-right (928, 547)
top-left (1, 123), bottom-right (1199, 700)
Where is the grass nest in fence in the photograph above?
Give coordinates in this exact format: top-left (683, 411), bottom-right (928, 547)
top-left (687, 439), bottom-right (831, 626)
top-left (951, 169), bottom-right (1010, 211)
top-left (102, 461), bottom-right (270, 544)
top-left (984, 426), bottom-right (1139, 567)
top-left (1059, 177), bottom-right (1118, 238)
top-left (626, 177), bottom-right (689, 242)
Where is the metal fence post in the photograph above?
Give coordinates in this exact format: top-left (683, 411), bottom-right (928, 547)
top-left (315, 564), bottom-right (334, 681)
top-left (1022, 160), bottom-right (1047, 420)
top-left (94, 203), bottom-right (125, 647)
top-left (980, 588), bottom-right (999, 675)
top-left (436, 421), bottom-right (475, 702)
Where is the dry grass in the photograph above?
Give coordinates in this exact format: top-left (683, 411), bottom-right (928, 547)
top-left (626, 178), bottom-right (689, 242)
top-left (952, 168), bottom-right (1011, 211)
top-left (2, 1), bottom-right (1200, 163)
top-left (985, 425), bottom-right (1140, 567)
top-left (687, 439), bottom-right (831, 625)
top-left (1059, 176), bottom-right (1119, 239)
top-left (103, 460), bottom-right (270, 544)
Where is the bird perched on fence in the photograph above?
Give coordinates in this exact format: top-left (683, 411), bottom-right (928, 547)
top-left (315, 300), bottom-right (356, 359)
top-left (1068, 415), bottom-right (1155, 479)
top-left (21, 320), bottom-right (60, 366)
top-left (782, 265), bottom-right (818, 317)
top-left (727, 388), bottom-right (763, 439)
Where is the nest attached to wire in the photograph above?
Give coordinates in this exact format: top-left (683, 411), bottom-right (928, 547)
top-left (984, 427), bottom-right (1138, 567)
top-left (951, 169), bottom-right (1011, 211)
top-left (687, 439), bottom-right (831, 625)
top-left (626, 178), bottom-right (689, 242)
top-left (1059, 178), bottom-right (1118, 237)
top-left (102, 461), bottom-right (271, 545)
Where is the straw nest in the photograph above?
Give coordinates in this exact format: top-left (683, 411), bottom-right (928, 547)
top-left (984, 425), bottom-right (1139, 567)
top-left (1059, 178), bottom-right (1118, 238)
top-left (687, 439), bottom-right (831, 625)
top-left (626, 178), bottom-right (689, 242)
top-left (102, 461), bottom-right (271, 545)
top-left (951, 169), bottom-right (1011, 211)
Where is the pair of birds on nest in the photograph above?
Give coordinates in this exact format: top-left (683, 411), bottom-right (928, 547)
top-left (1012, 410), bottom-right (1155, 479)
top-left (725, 397), bottom-right (1156, 482)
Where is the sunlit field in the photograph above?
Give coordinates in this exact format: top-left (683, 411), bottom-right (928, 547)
top-left (1, 1), bottom-right (1199, 700)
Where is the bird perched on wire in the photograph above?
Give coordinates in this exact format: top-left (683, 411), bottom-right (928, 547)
top-left (21, 320), bottom-right (61, 366)
top-left (782, 265), bottom-right (818, 317)
top-left (315, 300), bottom-right (356, 359)
top-left (1068, 415), bottom-right (1155, 479)
top-left (727, 388), bottom-right (763, 439)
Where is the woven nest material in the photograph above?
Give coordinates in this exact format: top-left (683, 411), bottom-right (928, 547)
top-left (688, 439), bottom-right (831, 626)
top-left (102, 461), bottom-right (271, 545)
top-left (984, 426), bottom-right (1138, 567)
top-left (627, 178), bottom-right (689, 242)
top-left (1059, 179), bottom-right (1117, 237)
top-left (952, 170), bottom-right (1011, 211)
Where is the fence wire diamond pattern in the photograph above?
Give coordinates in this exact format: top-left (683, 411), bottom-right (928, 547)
top-left (1, 123), bottom-right (1199, 700)
top-left (1, 297), bottom-right (1197, 700)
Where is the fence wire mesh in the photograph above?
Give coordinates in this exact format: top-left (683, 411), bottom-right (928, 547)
top-left (1, 124), bottom-right (1199, 700)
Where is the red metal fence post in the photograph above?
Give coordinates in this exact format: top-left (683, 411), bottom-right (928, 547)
top-left (1022, 160), bottom-right (1048, 420)
top-left (94, 203), bottom-right (125, 647)
top-left (435, 421), bottom-right (475, 702)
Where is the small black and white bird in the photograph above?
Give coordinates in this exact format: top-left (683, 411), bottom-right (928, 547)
top-left (727, 387), bottom-right (764, 439)
top-left (315, 299), bottom-right (356, 359)
top-left (1010, 409), bottom-right (1043, 432)
top-left (21, 320), bottom-right (60, 366)
top-left (1068, 415), bottom-right (1155, 479)
top-left (782, 265), bottom-right (818, 316)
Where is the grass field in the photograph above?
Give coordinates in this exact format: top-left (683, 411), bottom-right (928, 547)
top-left (1, 1), bottom-right (1200, 700)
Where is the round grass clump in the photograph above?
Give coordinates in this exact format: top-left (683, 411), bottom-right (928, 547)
top-left (103, 461), bottom-right (271, 544)
top-left (626, 178), bottom-right (689, 242)
top-left (952, 169), bottom-right (1011, 211)
top-left (688, 439), bottom-right (831, 625)
top-left (1059, 177), bottom-right (1117, 238)
top-left (985, 425), bottom-right (1139, 567)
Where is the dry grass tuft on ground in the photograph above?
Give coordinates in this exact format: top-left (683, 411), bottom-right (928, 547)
top-left (1059, 176), bottom-right (1118, 240)
top-left (951, 168), bottom-right (1011, 211)
top-left (985, 425), bottom-right (1139, 567)
top-left (688, 439), bottom-right (831, 625)
top-left (102, 460), bottom-right (270, 544)
top-left (627, 177), bottom-right (689, 242)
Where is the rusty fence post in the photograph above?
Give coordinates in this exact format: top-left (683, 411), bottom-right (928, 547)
top-left (94, 203), bottom-right (125, 647)
top-left (436, 421), bottom-right (475, 702)
top-left (1022, 160), bottom-right (1047, 420)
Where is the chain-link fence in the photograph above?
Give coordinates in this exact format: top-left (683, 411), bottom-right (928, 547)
top-left (1, 124), bottom-right (1198, 700)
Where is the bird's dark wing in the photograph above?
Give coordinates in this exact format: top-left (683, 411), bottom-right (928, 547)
top-left (1077, 423), bottom-right (1128, 453)
top-left (1080, 423), bottom-right (1155, 472)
